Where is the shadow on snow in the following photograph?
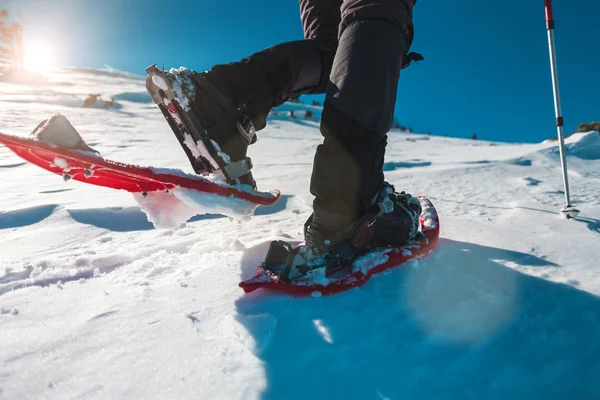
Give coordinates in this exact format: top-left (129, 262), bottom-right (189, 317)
top-left (235, 239), bottom-right (600, 399)
top-left (575, 216), bottom-right (600, 236)
top-left (383, 160), bottom-right (432, 171)
top-left (253, 195), bottom-right (293, 217)
top-left (67, 207), bottom-right (224, 232)
top-left (67, 195), bottom-right (293, 232)
top-left (0, 204), bottom-right (58, 229)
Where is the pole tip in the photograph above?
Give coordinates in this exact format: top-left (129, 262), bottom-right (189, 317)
top-left (560, 206), bottom-right (580, 219)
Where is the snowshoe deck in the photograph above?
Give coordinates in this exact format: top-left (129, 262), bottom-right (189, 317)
top-left (0, 131), bottom-right (279, 206)
top-left (239, 198), bottom-right (439, 295)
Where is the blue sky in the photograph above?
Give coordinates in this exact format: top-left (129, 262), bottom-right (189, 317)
top-left (5, 0), bottom-right (600, 143)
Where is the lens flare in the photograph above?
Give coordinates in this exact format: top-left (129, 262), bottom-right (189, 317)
top-left (23, 41), bottom-right (54, 72)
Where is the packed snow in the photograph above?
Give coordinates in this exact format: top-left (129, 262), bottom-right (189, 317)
top-left (133, 187), bottom-right (258, 229)
top-left (1, 68), bottom-right (600, 399)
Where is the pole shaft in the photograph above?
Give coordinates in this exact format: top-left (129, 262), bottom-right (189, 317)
top-left (545, 0), bottom-right (572, 208)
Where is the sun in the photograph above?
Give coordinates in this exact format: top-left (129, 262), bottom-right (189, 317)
top-left (23, 41), bottom-right (55, 72)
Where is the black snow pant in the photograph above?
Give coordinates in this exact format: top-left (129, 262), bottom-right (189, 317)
top-left (213, 0), bottom-right (415, 225)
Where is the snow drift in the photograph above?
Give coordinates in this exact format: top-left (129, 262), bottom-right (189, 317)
top-left (541, 131), bottom-right (600, 160)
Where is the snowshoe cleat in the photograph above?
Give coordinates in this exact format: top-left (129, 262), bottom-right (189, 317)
top-left (145, 64), bottom-right (257, 188)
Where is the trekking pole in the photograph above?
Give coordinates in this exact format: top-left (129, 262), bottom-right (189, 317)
top-left (545, 0), bottom-right (579, 219)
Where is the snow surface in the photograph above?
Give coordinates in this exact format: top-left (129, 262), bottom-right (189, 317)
top-left (133, 187), bottom-right (256, 229)
top-left (1, 68), bottom-right (600, 399)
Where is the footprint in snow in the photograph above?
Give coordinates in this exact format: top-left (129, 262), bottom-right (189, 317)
top-left (0, 308), bottom-right (19, 316)
top-left (0, 204), bottom-right (58, 229)
top-left (0, 162), bottom-right (26, 168)
top-left (508, 157), bottom-right (533, 166)
top-left (523, 177), bottom-right (542, 186)
top-left (464, 160), bottom-right (491, 165)
top-left (383, 160), bottom-right (432, 171)
top-left (38, 188), bottom-right (74, 194)
top-left (89, 310), bottom-right (119, 321)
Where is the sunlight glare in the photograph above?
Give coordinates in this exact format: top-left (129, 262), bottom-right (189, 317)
top-left (23, 41), bottom-right (55, 72)
top-left (313, 319), bottom-right (334, 344)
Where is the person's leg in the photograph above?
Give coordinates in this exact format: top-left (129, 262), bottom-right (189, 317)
top-left (307, 0), bottom-right (418, 245)
top-left (198, 0), bottom-right (342, 131)
top-left (184, 0), bottom-right (342, 187)
top-left (298, 0), bottom-right (342, 96)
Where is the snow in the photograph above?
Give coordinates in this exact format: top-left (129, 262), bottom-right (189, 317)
top-left (133, 186), bottom-right (258, 229)
top-left (168, 67), bottom-right (196, 110)
top-left (151, 74), bottom-right (169, 91)
top-left (52, 156), bottom-right (68, 169)
top-left (541, 130), bottom-right (600, 160)
top-left (1, 67), bottom-right (600, 399)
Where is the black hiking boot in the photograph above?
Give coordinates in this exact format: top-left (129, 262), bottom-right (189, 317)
top-left (261, 183), bottom-right (422, 282)
top-left (303, 182), bottom-right (422, 265)
top-left (146, 38), bottom-right (328, 188)
top-left (145, 64), bottom-right (273, 189)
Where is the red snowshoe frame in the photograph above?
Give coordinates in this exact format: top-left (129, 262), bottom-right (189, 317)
top-left (240, 198), bottom-right (439, 296)
top-left (0, 132), bottom-right (279, 205)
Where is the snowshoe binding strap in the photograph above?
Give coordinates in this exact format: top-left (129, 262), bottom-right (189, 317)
top-left (263, 241), bottom-right (311, 282)
top-left (261, 213), bottom-right (377, 282)
top-left (391, 192), bottom-right (421, 239)
top-left (262, 188), bottom-right (425, 283)
top-left (193, 74), bottom-right (257, 145)
top-left (324, 184), bottom-right (404, 248)
top-left (263, 239), bottom-right (358, 282)
top-left (222, 157), bottom-right (253, 182)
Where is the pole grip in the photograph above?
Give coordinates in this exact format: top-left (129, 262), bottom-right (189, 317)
top-left (545, 0), bottom-right (555, 28)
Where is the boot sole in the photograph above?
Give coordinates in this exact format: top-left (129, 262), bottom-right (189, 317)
top-left (145, 65), bottom-right (233, 183)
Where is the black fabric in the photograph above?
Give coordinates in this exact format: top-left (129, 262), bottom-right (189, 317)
top-left (299, 0), bottom-right (417, 91)
top-left (239, 41), bottom-right (322, 107)
top-left (299, 0), bottom-right (341, 94)
top-left (326, 19), bottom-right (407, 134)
top-left (206, 39), bottom-right (323, 130)
top-left (190, 72), bottom-right (258, 187)
top-left (309, 15), bottom-right (410, 231)
top-left (200, 0), bottom-right (417, 132)
top-left (340, 0), bottom-right (415, 34)
top-left (304, 185), bottom-right (423, 257)
top-left (301, 0), bottom-right (415, 38)
top-left (310, 103), bottom-right (387, 226)
top-left (193, 0), bottom-right (415, 229)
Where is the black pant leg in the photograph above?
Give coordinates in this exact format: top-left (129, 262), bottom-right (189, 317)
top-left (299, 0), bottom-right (342, 94)
top-left (310, 0), bottom-right (414, 223)
top-left (205, 0), bottom-right (342, 129)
